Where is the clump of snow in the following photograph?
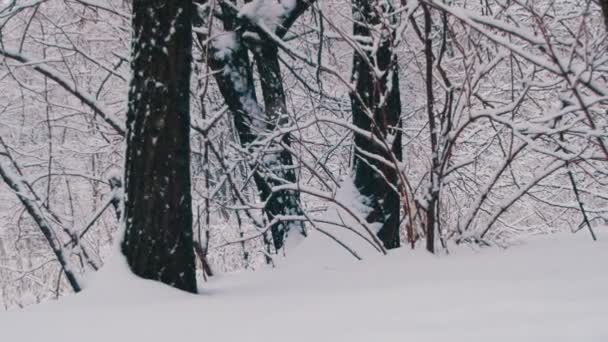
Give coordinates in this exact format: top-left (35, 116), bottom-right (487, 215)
top-left (209, 32), bottom-right (267, 132)
top-left (238, 0), bottom-right (297, 32)
top-left (334, 175), bottom-right (374, 218)
top-left (211, 32), bottom-right (238, 60)
top-left (105, 167), bottom-right (122, 183)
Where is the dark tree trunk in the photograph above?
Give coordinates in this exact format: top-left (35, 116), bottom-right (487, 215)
top-left (251, 44), bottom-right (306, 251)
top-left (122, 0), bottom-right (197, 293)
top-left (601, 0), bottom-right (608, 30)
top-left (203, 5), bottom-right (308, 252)
top-left (351, 0), bottom-right (403, 249)
top-left (422, 4), bottom-right (437, 254)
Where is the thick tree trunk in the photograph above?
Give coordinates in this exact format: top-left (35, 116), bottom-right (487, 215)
top-left (351, 0), bottom-right (403, 249)
top-left (122, 0), bottom-right (197, 293)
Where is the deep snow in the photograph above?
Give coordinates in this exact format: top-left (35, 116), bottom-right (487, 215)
top-left (1, 229), bottom-right (607, 342)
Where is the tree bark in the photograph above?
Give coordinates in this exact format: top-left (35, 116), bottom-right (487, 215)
top-left (601, 0), bottom-right (608, 31)
top-left (122, 0), bottom-right (197, 293)
top-left (203, 3), bottom-right (310, 252)
top-left (422, 4), bottom-right (437, 254)
top-left (251, 43), bottom-right (306, 251)
top-left (351, 0), bottom-right (403, 249)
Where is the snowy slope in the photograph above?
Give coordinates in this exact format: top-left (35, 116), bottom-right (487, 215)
top-left (1, 230), bottom-right (607, 342)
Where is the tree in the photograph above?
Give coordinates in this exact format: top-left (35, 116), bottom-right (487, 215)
top-left (350, 0), bottom-right (403, 249)
top-left (203, 0), bottom-right (315, 252)
top-left (122, 0), bottom-right (197, 293)
top-left (601, 0), bottom-right (608, 29)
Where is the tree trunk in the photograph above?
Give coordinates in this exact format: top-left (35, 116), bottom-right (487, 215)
top-left (204, 5), bottom-right (307, 252)
top-left (423, 4), bottom-right (437, 254)
top-left (351, 0), bottom-right (403, 249)
top-left (251, 43), bottom-right (306, 251)
top-left (122, 0), bottom-right (197, 293)
top-left (601, 0), bottom-right (608, 30)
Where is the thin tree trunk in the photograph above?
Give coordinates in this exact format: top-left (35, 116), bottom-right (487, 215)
top-left (0, 157), bottom-right (81, 293)
top-left (122, 0), bottom-right (197, 293)
top-left (251, 44), bottom-right (306, 251)
top-left (351, 0), bottom-right (403, 249)
top-left (203, 5), bottom-right (307, 252)
top-left (601, 0), bottom-right (608, 30)
top-left (423, 4), bottom-right (437, 254)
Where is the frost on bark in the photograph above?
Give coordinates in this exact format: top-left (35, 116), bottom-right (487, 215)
top-left (122, 0), bottom-right (197, 293)
top-left (204, 3), bottom-right (308, 252)
top-left (351, 0), bottom-right (403, 249)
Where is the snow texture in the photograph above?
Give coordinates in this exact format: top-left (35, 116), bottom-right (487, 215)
top-left (1, 229), bottom-right (607, 341)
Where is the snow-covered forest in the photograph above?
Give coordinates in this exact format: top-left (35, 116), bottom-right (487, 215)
top-left (0, 0), bottom-right (607, 335)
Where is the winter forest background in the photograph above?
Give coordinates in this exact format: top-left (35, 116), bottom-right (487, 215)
top-left (0, 0), bottom-right (607, 309)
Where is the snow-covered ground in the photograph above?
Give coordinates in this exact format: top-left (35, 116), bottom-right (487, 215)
top-left (1, 230), bottom-right (607, 342)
